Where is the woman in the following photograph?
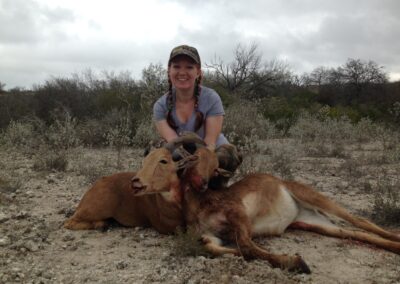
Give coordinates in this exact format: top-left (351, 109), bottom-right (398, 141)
top-left (153, 45), bottom-right (242, 179)
top-left (153, 44), bottom-right (228, 150)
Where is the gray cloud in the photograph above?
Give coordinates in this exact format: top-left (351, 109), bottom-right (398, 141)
top-left (0, 0), bottom-right (75, 44)
top-left (1, 0), bottom-right (400, 89)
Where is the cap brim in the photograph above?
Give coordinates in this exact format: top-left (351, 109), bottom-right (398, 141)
top-left (169, 51), bottom-right (200, 65)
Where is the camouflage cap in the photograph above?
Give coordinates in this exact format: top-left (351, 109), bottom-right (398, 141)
top-left (169, 45), bottom-right (201, 66)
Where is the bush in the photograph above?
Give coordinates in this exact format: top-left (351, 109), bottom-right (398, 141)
top-left (372, 178), bottom-right (400, 225)
top-left (224, 100), bottom-right (278, 147)
top-left (33, 148), bottom-right (69, 172)
top-left (327, 105), bottom-right (362, 122)
top-left (374, 125), bottom-right (399, 151)
top-left (236, 129), bottom-right (261, 176)
top-left (77, 119), bottom-right (108, 147)
top-left (104, 112), bottom-right (132, 168)
top-left (0, 120), bottom-right (37, 148)
top-left (289, 111), bottom-right (355, 143)
top-left (389, 101), bottom-right (400, 125)
top-left (132, 117), bottom-right (159, 148)
top-left (353, 117), bottom-right (378, 144)
top-left (45, 111), bottom-right (81, 150)
top-left (270, 147), bottom-right (294, 180)
top-left (0, 91), bottom-right (37, 129)
top-left (260, 96), bottom-right (298, 135)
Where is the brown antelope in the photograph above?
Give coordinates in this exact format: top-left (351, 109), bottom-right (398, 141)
top-left (64, 136), bottom-right (201, 233)
top-left (132, 143), bottom-right (400, 274)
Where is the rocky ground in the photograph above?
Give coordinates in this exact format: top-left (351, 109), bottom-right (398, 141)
top-left (1, 140), bottom-right (400, 284)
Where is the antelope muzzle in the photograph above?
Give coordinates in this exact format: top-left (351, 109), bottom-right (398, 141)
top-left (131, 176), bottom-right (147, 195)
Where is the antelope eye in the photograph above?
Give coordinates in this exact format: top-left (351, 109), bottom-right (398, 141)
top-left (159, 159), bottom-right (168, 164)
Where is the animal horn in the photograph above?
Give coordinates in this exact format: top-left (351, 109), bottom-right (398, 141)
top-left (164, 132), bottom-right (206, 153)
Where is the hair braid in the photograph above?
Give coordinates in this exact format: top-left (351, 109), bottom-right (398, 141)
top-left (166, 77), bottom-right (178, 130)
top-left (194, 75), bottom-right (204, 132)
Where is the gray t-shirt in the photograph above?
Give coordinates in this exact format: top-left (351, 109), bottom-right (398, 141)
top-left (153, 86), bottom-right (229, 146)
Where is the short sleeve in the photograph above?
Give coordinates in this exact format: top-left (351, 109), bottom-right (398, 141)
top-left (206, 89), bottom-right (225, 117)
top-left (153, 95), bottom-right (168, 121)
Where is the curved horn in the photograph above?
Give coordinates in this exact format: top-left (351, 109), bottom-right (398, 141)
top-left (215, 144), bottom-right (243, 173)
top-left (164, 132), bottom-right (206, 153)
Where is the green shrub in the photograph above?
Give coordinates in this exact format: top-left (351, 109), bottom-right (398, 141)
top-left (327, 106), bottom-right (362, 122)
top-left (261, 96), bottom-right (298, 135)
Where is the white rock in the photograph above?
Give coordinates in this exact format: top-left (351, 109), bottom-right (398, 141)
top-left (0, 236), bottom-right (11, 246)
top-left (24, 240), bottom-right (39, 252)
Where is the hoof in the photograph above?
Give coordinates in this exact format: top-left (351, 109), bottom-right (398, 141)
top-left (289, 255), bottom-right (311, 274)
top-left (297, 257), bottom-right (311, 274)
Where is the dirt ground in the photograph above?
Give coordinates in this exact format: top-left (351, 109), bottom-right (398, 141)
top-left (1, 140), bottom-right (400, 284)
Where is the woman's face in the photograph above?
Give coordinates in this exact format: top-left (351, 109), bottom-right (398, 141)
top-left (168, 56), bottom-right (201, 92)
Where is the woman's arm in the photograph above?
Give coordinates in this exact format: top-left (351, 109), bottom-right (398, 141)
top-left (204, 115), bottom-right (223, 150)
top-left (155, 119), bottom-right (179, 142)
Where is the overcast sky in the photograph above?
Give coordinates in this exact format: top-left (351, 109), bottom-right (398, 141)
top-left (1, 0), bottom-right (400, 89)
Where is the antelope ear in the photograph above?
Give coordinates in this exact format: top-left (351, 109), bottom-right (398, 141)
top-left (214, 168), bottom-right (234, 178)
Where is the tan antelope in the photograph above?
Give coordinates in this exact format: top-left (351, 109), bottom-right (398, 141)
top-left (64, 136), bottom-right (202, 233)
top-left (132, 139), bottom-right (400, 274)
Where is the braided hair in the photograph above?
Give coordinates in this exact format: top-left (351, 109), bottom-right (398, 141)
top-left (166, 72), bottom-right (204, 132)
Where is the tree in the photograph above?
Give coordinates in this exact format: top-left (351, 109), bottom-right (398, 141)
top-left (206, 43), bottom-right (293, 99)
top-left (307, 66), bottom-right (332, 87)
top-left (0, 81), bottom-right (5, 93)
top-left (102, 70), bottom-right (138, 115)
top-left (340, 59), bottom-right (388, 104)
top-left (341, 58), bottom-right (387, 85)
top-left (139, 63), bottom-right (168, 111)
top-left (206, 43), bottom-right (262, 93)
top-left (246, 59), bottom-right (293, 99)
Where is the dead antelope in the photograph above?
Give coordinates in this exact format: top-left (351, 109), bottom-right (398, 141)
top-left (133, 142), bottom-right (400, 274)
top-left (64, 136), bottom-right (200, 233)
